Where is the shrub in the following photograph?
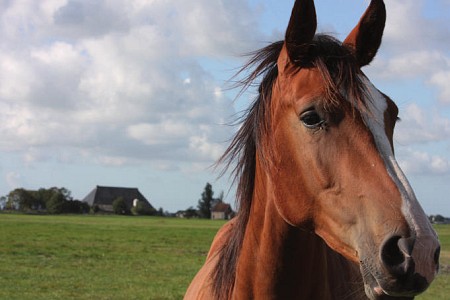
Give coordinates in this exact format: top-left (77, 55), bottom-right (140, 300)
top-left (91, 205), bottom-right (100, 214)
top-left (131, 201), bottom-right (155, 216)
top-left (112, 197), bottom-right (129, 215)
top-left (64, 200), bottom-right (90, 214)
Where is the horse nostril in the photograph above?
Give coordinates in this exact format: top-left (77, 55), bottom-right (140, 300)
top-left (381, 236), bottom-right (414, 277)
top-left (381, 236), bottom-right (404, 265)
top-left (434, 246), bottom-right (440, 268)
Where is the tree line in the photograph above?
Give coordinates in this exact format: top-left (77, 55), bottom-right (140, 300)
top-left (1, 187), bottom-right (89, 214)
top-left (0, 187), bottom-right (164, 216)
top-left (0, 183), bottom-right (227, 218)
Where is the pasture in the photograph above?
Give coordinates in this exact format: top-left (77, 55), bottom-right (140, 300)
top-left (0, 214), bottom-right (448, 299)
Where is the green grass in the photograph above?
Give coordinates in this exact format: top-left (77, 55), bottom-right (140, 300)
top-left (0, 214), bottom-right (225, 300)
top-left (0, 214), bottom-right (448, 299)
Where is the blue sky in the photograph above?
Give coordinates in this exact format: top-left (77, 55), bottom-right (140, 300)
top-left (0, 0), bottom-right (449, 216)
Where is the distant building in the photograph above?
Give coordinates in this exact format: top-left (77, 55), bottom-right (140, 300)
top-left (211, 202), bottom-right (235, 220)
top-left (429, 214), bottom-right (450, 224)
top-left (176, 207), bottom-right (198, 219)
top-left (82, 186), bottom-right (154, 213)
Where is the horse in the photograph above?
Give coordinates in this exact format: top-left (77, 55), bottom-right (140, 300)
top-left (185, 0), bottom-right (440, 299)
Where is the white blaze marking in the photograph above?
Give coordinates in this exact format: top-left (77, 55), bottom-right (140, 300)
top-left (360, 76), bottom-right (437, 240)
top-left (357, 76), bottom-right (439, 283)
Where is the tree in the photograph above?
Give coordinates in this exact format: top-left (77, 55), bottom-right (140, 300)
top-left (64, 200), bottom-right (90, 214)
top-left (112, 197), bottom-right (129, 215)
top-left (34, 188), bottom-right (53, 210)
top-left (46, 192), bottom-right (66, 214)
top-left (217, 191), bottom-right (224, 203)
top-left (197, 183), bottom-right (214, 219)
top-left (54, 187), bottom-right (73, 201)
top-left (184, 206), bottom-right (199, 219)
top-left (7, 188), bottom-right (37, 211)
top-left (3, 187), bottom-right (82, 214)
top-left (41, 187), bottom-right (73, 214)
top-left (157, 207), bottom-right (164, 216)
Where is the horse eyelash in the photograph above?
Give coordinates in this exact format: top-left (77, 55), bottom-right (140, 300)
top-left (313, 121), bottom-right (328, 134)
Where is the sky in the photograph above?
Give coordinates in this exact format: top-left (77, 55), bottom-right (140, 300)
top-left (0, 0), bottom-right (449, 216)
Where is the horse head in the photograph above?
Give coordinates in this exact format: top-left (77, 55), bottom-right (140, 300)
top-left (266, 0), bottom-right (440, 298)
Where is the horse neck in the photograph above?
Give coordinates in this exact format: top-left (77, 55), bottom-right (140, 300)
top-left (232, 158), bottom-right (364, 299)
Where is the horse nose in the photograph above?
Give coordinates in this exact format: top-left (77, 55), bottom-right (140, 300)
top-left (381, 236), bottom-right (415, 277)
top-left (379, 235), bottom-right (440, 295)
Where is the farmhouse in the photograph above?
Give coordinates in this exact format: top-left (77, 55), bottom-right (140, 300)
top-left (211, 202), bottom-right (234, 220)
top-left (82, 186), bottom-right (154, 213)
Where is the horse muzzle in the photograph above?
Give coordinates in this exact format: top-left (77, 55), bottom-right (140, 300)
top-left (360, 234), bottom-right (440, 299)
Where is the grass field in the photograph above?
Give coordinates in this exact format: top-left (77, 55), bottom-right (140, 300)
top-left (0, 214), bottom-right (448, 299)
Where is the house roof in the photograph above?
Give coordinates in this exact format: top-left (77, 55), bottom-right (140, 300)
top-left (82, 186), bottom-right (154, 210)
top-left (211, 202), bottom-right (232, 213)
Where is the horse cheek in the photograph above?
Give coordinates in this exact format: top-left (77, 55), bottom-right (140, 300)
top-left (270, 118), bottom-right (317, 226)
top-left (272, 172), bottom-right (315, 227)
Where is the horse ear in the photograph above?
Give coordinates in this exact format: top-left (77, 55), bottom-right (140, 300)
top-left (343, 0), bottom-right (386, 67)
top-left (284, 0), bottom-right (317, 63)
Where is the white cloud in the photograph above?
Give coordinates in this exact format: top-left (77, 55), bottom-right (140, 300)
top-left (372, 51), bottom-right (449, 79)
top-left (0, 0), bottom-right (259, 168)
top-left (0, 53), bottom-right (36, 102)
top-left (173, 0), bottom-right (262, 56)
top-left (395, 104), bottom-right (450, 145)
top-left (383, 0), bottom-right (450, 54)
top-left (95, 155), bottom-right (128, 167)
top-left (398, 149), bottom-right (450, 176)
top-left (429, 71), bottom-right (450, 104)
top-left (189, 134), bottom-right (224, 161)
top-left (127, 121), bottom-right (192, 146)
top-left (31, 42), bottom-right (80, 66)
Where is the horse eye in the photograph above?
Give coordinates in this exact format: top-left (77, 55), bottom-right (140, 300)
top-left (300, 110), bottom-right (325, 129)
